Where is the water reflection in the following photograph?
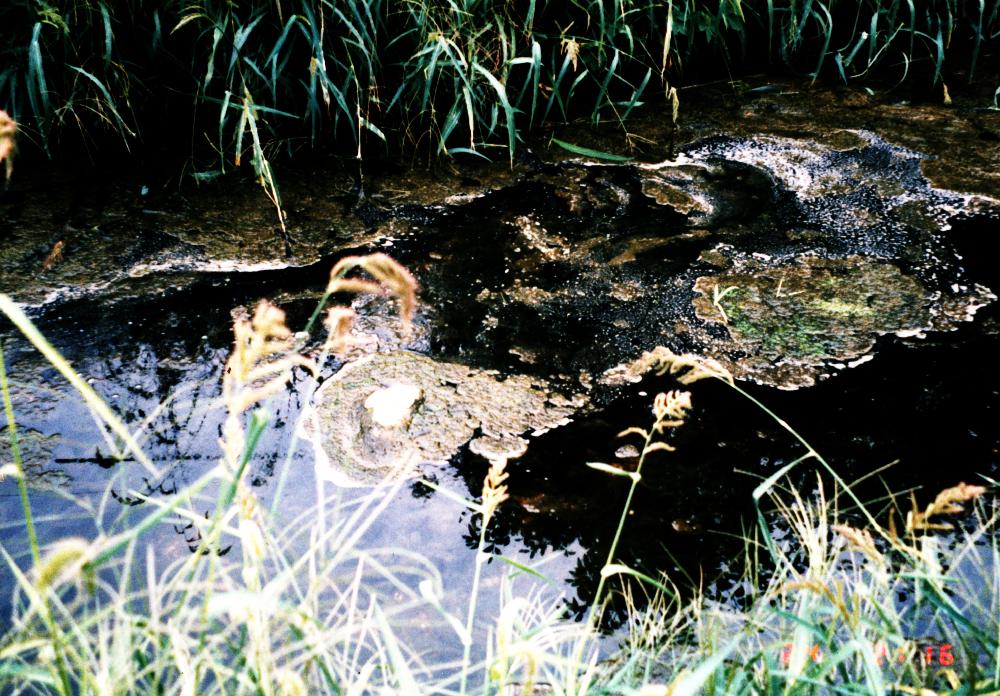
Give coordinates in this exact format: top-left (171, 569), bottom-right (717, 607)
top-left (1, 131), bottom-right (998, 639)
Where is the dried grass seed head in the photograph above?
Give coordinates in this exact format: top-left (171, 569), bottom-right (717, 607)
top-left (653, 390), bottom-right (692, 424)
top-left (832, 524), bottom-right (883, 562)
top-left (323, 306), bottom-right (358, 354)
top-left (906, 481), bottom-right (987, 534)
top-left (926, 481), bottom-right (987, 516)
top-left (0, 110), bottom-right (15, 181)
top-left (326, 253), bottom-right (418, 326)
top-left (481, 456), bottom-right (510, 520)
top-left (655, 351), bottom-right (733, 386)
top-left (225, 300), bottom-right (315, 415)
top-left (600, 346), bottom-right (733, 387)
top-left (230, 301), bottom-right (292, 380)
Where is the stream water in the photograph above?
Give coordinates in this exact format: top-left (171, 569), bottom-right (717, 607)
top-left (2, 82), bottom-right (999, 661)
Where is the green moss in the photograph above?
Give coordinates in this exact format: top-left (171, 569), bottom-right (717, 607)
top-left (727, 305), bottom-right (832, 358)
top-left (692, 255), bottom-right (942, 387)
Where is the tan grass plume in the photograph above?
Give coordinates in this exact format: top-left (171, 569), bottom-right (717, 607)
top-left (322, 253), bottom-right (418, 354)
top-left (0, 110), bottom-right (16, 182)
top-left (906, 482), bottom-right (987, 534)
top-left (481, 456), bottom-right (510, 523)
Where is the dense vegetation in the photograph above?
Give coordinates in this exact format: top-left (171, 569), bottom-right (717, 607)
top-left (1, 0), bottom-right (996, 167)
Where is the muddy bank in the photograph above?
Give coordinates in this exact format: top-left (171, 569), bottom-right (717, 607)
top-left (3, 82), bottom-right (997, 394)
top-left (550, 80), bottom-right (1000, 207)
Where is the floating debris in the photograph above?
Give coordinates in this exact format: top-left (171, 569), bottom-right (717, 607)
top-left (687, 253), bottom-right (994, 388)
top-left (301, 351), bottom-right (587, 486)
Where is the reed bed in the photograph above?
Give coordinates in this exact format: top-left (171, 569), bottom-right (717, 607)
top-left (3, 1), bottom-right (992, 227)
top-left (2, 253), bottom-right (998, 694)
top-left (1, 0), bottom-right (995, 166)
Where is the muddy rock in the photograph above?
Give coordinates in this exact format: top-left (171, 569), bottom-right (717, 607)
top-left (301, 351), bottom-right (587, 486)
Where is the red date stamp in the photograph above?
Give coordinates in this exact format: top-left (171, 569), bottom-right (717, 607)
top-left (780, 641), bottom-right (955, 666)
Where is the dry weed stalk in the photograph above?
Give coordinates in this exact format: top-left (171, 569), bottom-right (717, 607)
top-left (327, 253), bottom-right (417, 322)
top-left (462, 451), bottom-right (513, 695)
top-left (219, 300), bottom-right (318, 696)
top-left (224, 301), bottom-right (316, 427)
top-left (321, 253), bottom-right (418, 354)
top-left (561, 36), bottom-right (581, 72)
top-left (570, 354), bottom-right (719, 688)
top-left (653, 389), bottom-right (692, 427)
top-left (649, 349), bottom-right (733, 386)
top-left (601, 346), bottom-right (734, 388)
top-left (221, 300), bottom-right (315, 539)
top-left (770, 474), bottom-right (834, 581)
top-left (831, 482), bottom-right (987, 556)
top-left (780, 577), bottom-right (860, 631)
top-left (0, 110), bottom-right (15, 182)
top-left (832, 524), bottom-right (882, 562)
top-left (224, 308), bottom-right (311, 492)
top-left (481, 456), bottom-right (510, 524)
top-left (905, 482), bottom-right (987, 534)
top-left (323, 307), bottom-right (359, 355)
top-left (620, 389), bottom-right (693, 455)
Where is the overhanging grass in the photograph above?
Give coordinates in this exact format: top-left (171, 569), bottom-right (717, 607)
top-left (2, 268), bottom-right (999, 693)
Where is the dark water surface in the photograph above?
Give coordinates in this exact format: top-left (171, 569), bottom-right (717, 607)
top-left (2, 84), bottom-right (1000, 652)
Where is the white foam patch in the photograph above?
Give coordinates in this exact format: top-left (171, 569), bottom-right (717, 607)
top-left (127, 258), bottom-right (303, 277)
top-left (444, 192), bottom-right (487, 204)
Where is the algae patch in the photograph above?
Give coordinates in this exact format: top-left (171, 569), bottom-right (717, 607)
top-left (301, 351), bottom-right (587, 486)
top-left (688, 253), bottom-right (994, 388)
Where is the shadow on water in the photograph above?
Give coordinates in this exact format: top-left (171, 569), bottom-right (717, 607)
top-left (466, 305), bottom-right (1000, 624)
top-left (1, 121), bottom-right (999, 636)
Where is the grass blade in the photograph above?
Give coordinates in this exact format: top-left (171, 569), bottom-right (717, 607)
top-left (551, 137), bottom-right (633, 162)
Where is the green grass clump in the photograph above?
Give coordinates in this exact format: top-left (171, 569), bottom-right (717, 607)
top-left (2, 1), bottom-right (994, 228)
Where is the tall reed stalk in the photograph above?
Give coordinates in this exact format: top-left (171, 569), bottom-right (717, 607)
top-left (4, 0), bottom-right (991, 169)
